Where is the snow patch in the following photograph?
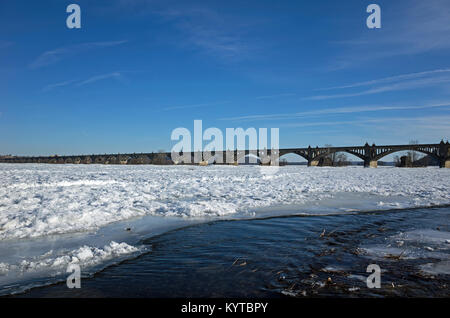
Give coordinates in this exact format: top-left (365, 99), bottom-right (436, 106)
top-left (0, 241), bottom-right (139, 275)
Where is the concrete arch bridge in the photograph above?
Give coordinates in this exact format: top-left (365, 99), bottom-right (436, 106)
top-left (1, 141), bottom-right (449, 168)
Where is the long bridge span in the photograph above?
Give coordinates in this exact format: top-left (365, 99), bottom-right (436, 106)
top-left (1, 141), bottom-right (449, 168)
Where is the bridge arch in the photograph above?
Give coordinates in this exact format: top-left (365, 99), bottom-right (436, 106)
top-left (312, 149), bottom-right (366, 162)
top-left (116, 155), bottom-right (131, 164)
top-left (129, 155), bottom-right (151, 164)
top-left (373, 147), bottom-right (440, 161)
top-left (309, 150), bottom-right (364, 167)
top-left (104, 155), bottom-right (118, 164)
top-left (93, 156), bottom-right (106, 164)
top-left (278, 152), bottom-right (308, 164)
top-left (81, 156), bottom-right (92, 164)
top-left (279, 151), bottom-right (309, 162)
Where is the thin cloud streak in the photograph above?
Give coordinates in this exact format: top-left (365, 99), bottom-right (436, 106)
top-left (76, 72), bottom-right (122, 86)
top-left (317, 68), bottom-right (450, 91)
top-left (255, 93), bottom-right (296, 100)
top-left (306, 76), bottom-right (450, 100)
top-left (162, 101), bottom-right (230, 111)
top-left (43, 72), bottom-right (123, 91)
top-left (280, 115), bottom-right (450, 130)
top-left (30, 40), bottom-right (127, 69)
top-left (220, 101), bottom-right (450, 122)
top-left (42, 80), bottom-right (77, 92)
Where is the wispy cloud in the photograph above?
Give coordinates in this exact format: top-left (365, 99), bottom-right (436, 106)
top-left (76, 72), bottom-right (122, 86)
top-left (162, 100), bottom-right (230, 111)
top-left (42, 80), bottom-right (77, 92)
top-left (162, 92), bottom-right (298, 111)
top-left (255, 93), bottom-right (296, 100)
top-left (279, 115), bottom-right (450, 144)
top-left (220, 101), bottom-right (450, 122)
top-left (317, 68), bottom-right (450, 91)
top-left (306, 76), bottom-right (450, 100)
top-left (98, 1), bottom-right (261, 61)
top-left (280, 115), bottom-right (450, 137)
top-left (30, 40), bottom-right (127, 69)
top-left (154, 6), bottom-right (255, 60)
top-left (43, 72), bottom-right (123, 91)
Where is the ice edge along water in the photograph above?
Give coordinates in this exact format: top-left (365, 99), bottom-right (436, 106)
top-left (0, 164), bottom-right (449, 295)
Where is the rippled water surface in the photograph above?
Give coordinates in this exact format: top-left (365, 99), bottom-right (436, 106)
top-left (16, 206), bottom-right (450, 298)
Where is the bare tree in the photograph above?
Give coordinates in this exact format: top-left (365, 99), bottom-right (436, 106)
top-left (407, 140), bottom-right (423, 166)
top-left (394, 155), bottom-right (401, 167)
top-left (324, 144), bottom-right (336, 165)
top-left (335, 153), bottom-right (349, 166)
top-left (324, 144), bottom-right (348, 166)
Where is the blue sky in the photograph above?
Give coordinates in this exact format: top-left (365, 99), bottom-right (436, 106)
top-left (1, 0), bottom-right (450, 156)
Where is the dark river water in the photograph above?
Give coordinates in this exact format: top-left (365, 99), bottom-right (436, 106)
top-left (12, 206), bottom-right (450, 297)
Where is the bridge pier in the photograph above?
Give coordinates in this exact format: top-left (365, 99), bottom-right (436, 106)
top-left (82, 156), bottom-right (92, 164)
top-left (440, 159), bottom-right (450, 168)
top-left (308, 159), bottom-right (319, 167)
top-left (364, 160), bottom-right (378, 168)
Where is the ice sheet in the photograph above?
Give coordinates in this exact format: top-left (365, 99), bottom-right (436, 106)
top-left (1, 164), bottom-right (449, 240)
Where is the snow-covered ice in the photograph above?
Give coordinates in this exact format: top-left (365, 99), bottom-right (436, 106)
top-left (1, 164), bottom-right (449, 241)
top-left (0, 241), bottom-right (139, 275)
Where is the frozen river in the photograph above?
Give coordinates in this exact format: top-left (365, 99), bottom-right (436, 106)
top-left (0, 164), bottom-right (449, 295)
